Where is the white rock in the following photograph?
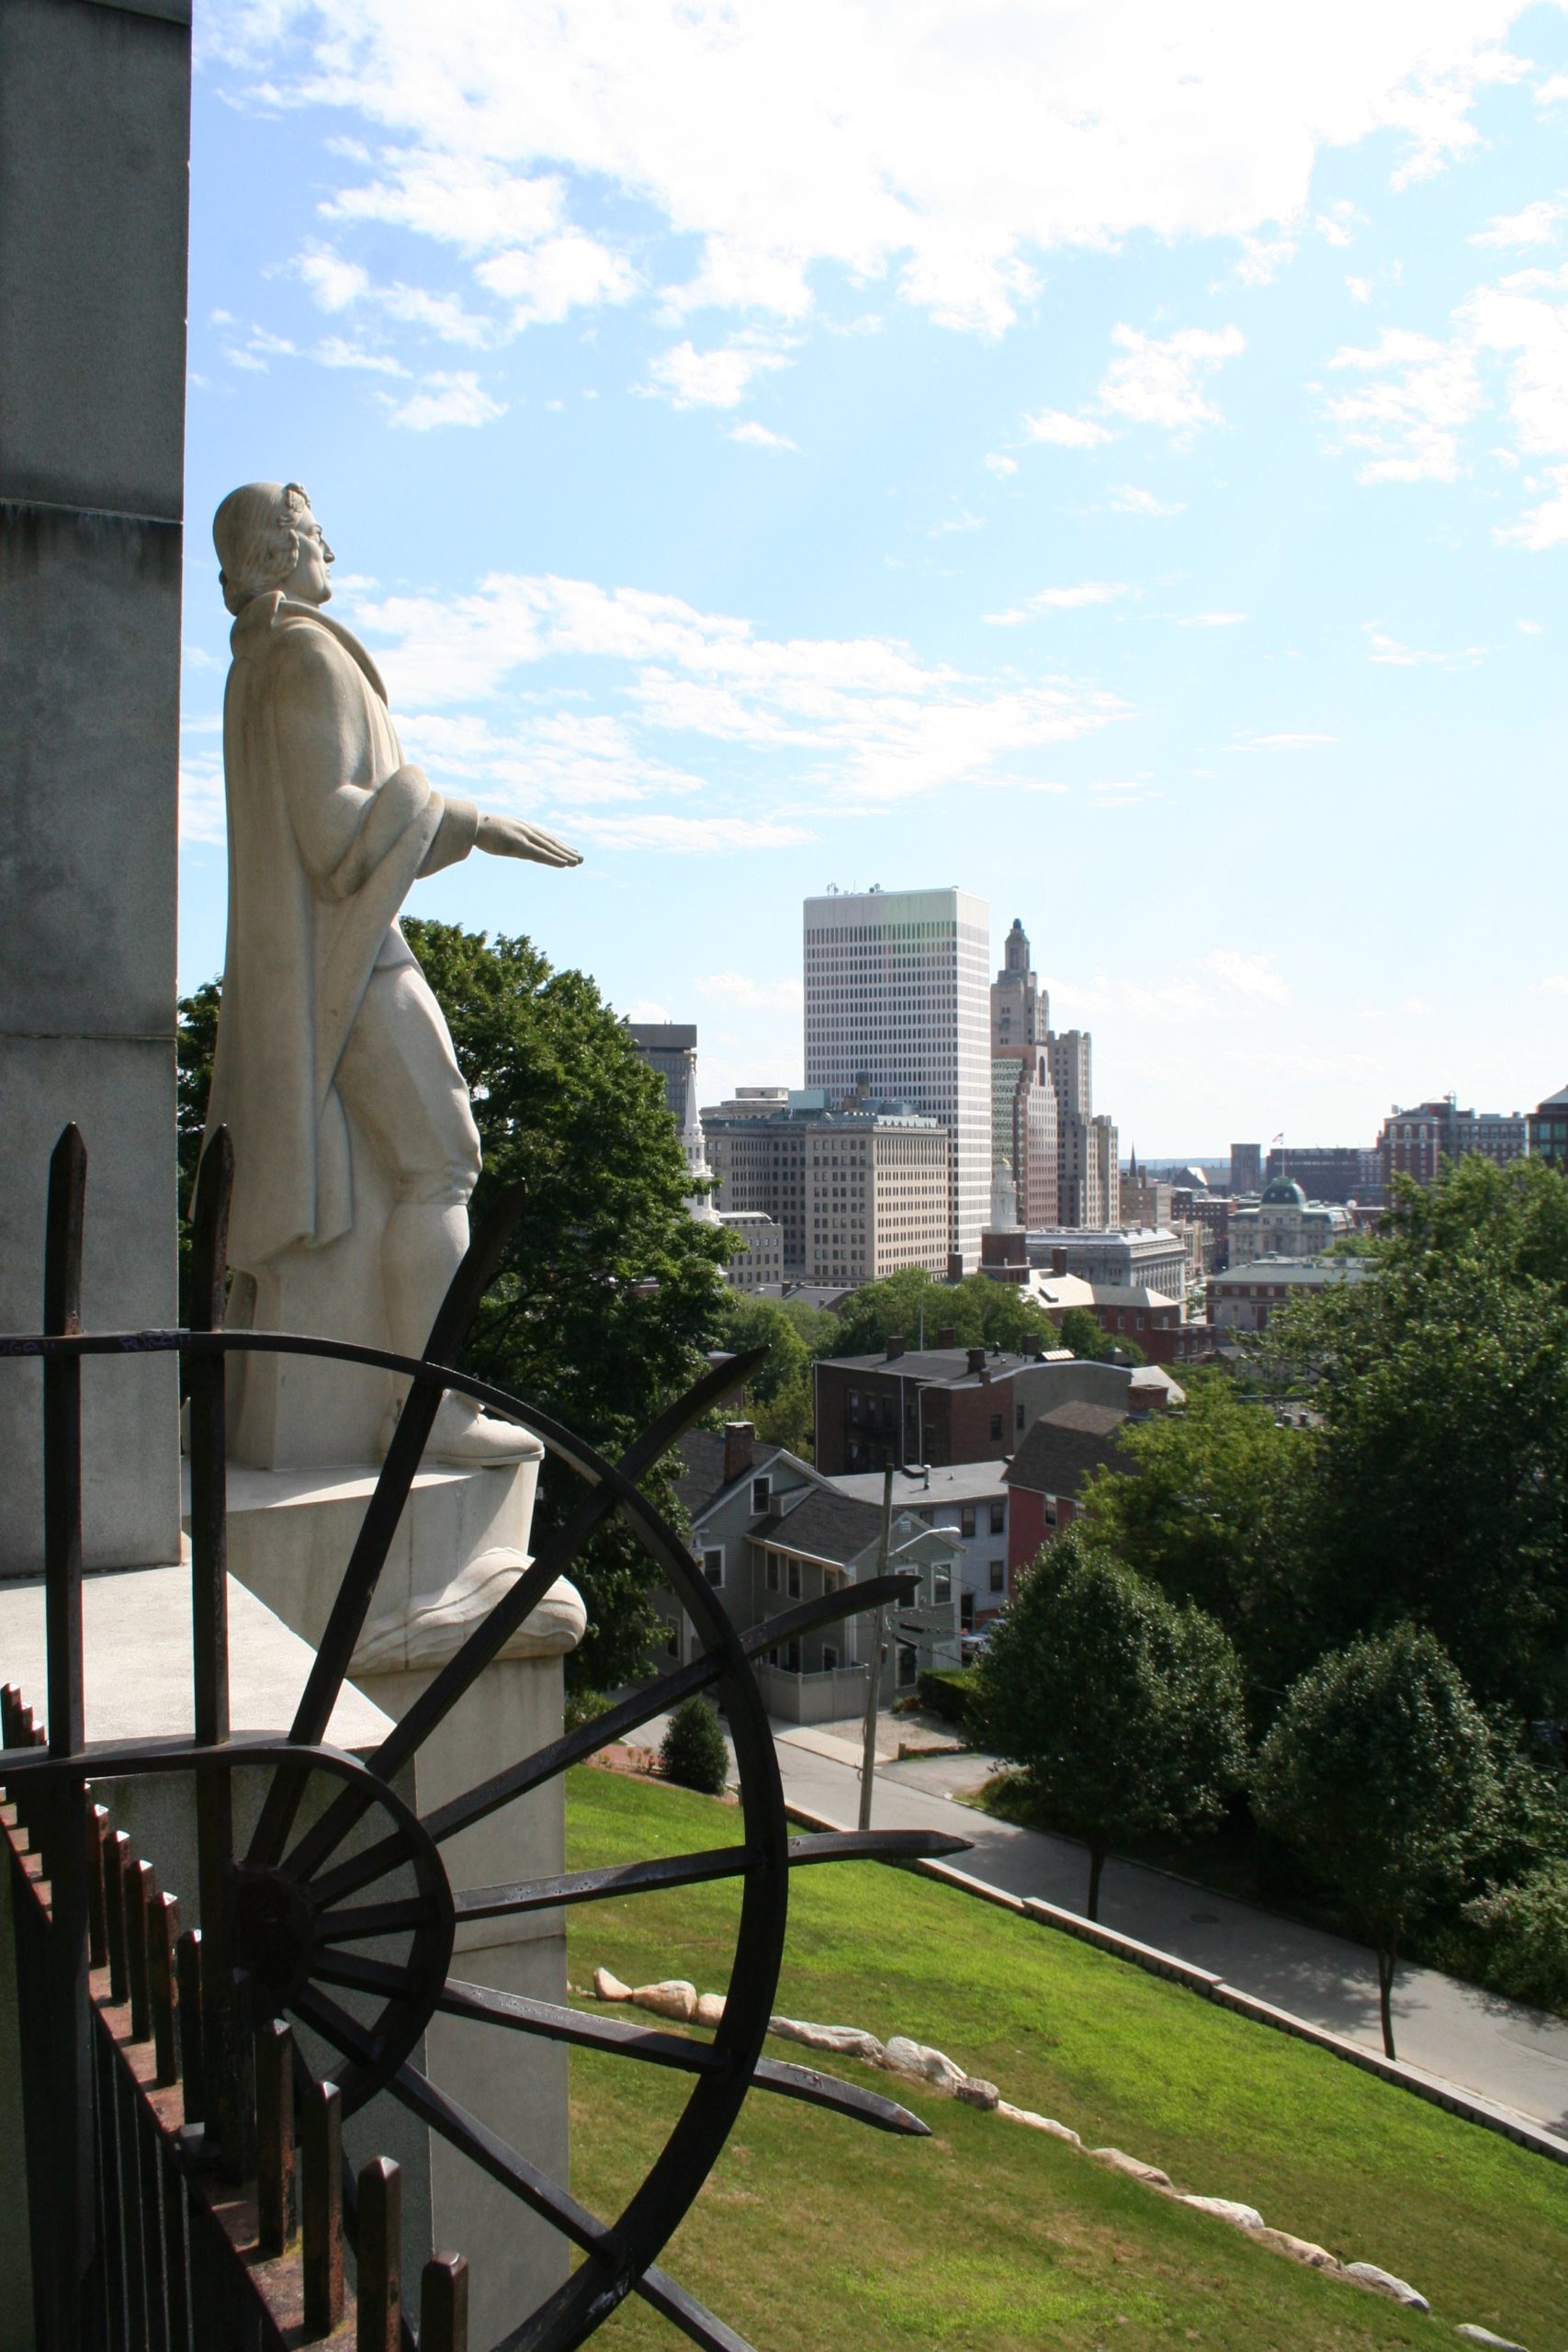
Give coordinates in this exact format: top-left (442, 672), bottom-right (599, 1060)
top-left (1344, 2263), bottom-right (1429, 2312)
top-left (1090, 2147), bottom-right (1173, 2188)
top-left (1455, 2328), bottom-right (1529, 2349)
top-left (996, 2101), bottom-right (1081, 2144)
top-left (1180, 2196), bottom-right (1264, 2231)
top-left (1250, 2227), bottom-right (1338, 2271)
top-left (631, 1979), bottom-right (697, 2022)
top-left (593, 1967), bottom-right (631, 2002)
top-left (768, 2018), bottom-right (886, 2064)
top-left (955, 2076), bottom-right (999, 2109)
top-left (694, 1992), bottom-right (727, 2028)
top-left (882, 2036), bottom-right (968, 2093)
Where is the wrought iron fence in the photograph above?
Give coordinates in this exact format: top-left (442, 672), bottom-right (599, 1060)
top-left (2, 1682), bottom-right (468, 2351)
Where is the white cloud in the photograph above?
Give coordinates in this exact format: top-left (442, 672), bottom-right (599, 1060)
top-left (1538, 74), bottom-right (1568, 107)
top-left (1517, 616), bottom-right (1545, 631)
top-left (1229, 731), bottom-right (1337, 750)
top-left (1471, 197), bottom-right (1565, 246)
top-left (1323, 327), bottom-right (1483, 481)
top-left (315, 336), bottom-right (408, 374)
top-left (208, 4), bottom-right (1531, 340)
top-left (983, 582), bottom-right (1132, 626)
top-left (928, 510), bottom-right (985, 537)
top-left (1096, 322), bottom-right (1247, 439)
top-left (297, 247), bottom-right (371, 312)
top-left (1346, 274), bottom-right (1374, 303)
top-left (179, 749), bottom-right (227, 846)
top-left (1206, 949), bottom-right (1289, 1001)
top-left (1108, 483), bottom-right (1186, 515)
top-left (1022, 408), bottom-right (1112, 447)
top-left (1316, 200), bottom-right (1367, 248)
top-left (350, 569), bottom-right (1129, 806)
top-left (1235, 234), bottom-right (1297, 287)
top-left (984, 452), bottom-right (1019, 477)
top-left (1534, 974), bottom-right (1568, 995)
top-left (568, 813), bottom-right (813, 853)
top-left (729, 421), bottom-right (796, 449)
top-left (395, 707), bottom-right (705, 806)
top-left (1176, 611), bottom-right (1247, 627)
top-left (693, 971), bottom-right (805, 1009)
top-left (1496, 459), bottom-right (1568, 547)
top-left (475, 230), bottom-right (638, 326)
top-left (1363, 622), bottom-right (1485, 666)
top-left (382, 370), bottom-right (506, 429)
top-left (644, 339), bottom-right (790, 408)
top-left (620, 997), bottom-right (672, 1023)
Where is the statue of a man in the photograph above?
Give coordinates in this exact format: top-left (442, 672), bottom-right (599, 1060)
top-left (206, 481), bottom-right (580, 1462)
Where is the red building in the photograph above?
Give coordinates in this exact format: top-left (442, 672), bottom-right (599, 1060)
top-left (812, 1337), bottom-right (1047, 1476)
top-left (1003, 1400), bottom-right (1137, 1582)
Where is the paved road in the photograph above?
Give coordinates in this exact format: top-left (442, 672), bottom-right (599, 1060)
top-left (763, 1724), bottom-right (1568, 2147)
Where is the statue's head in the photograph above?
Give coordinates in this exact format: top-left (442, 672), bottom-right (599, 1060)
top-left (212, 481), bottom-right (333, 616)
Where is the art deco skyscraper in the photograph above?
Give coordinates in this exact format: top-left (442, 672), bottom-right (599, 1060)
top-left (803, 886), bottom-right (991, 1268)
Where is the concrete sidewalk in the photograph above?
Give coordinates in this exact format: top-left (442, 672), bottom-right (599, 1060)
top-left (773, 1730), bottom-right (1568, 2150)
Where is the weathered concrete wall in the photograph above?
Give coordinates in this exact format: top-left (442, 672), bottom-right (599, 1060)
top-left (0, 0), bottom-right (190, 1574)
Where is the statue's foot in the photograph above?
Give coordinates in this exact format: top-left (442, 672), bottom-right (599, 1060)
top-left (379, 1393), bottom-right (542, 1465)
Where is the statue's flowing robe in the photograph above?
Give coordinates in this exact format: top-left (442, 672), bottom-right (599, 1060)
top-left (207, 592), bottom-right (477, 1271)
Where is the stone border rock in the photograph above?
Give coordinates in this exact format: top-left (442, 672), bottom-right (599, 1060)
top-left (583, 1963), bottom-right (1531, 2346)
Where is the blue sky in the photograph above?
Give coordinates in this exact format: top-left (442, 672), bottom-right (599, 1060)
top-left (182, 3), bottom-right (1568, 1156)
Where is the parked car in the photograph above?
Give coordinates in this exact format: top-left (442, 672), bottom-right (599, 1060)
top-left (960, 1628), bottom-right (993, 1667)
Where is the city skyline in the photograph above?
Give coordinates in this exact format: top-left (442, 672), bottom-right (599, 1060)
top-left (176, 7), bottom-right (1568, 1152)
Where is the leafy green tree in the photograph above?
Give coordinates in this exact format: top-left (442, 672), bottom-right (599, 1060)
top-left (179, 922), bottom-right (731, 1688)
top-left (1055, 1306), bottom-right (1145, 1365)
top-left (711, 1293), bottom-right (808, 1403)
top-left (1460, 1860), bottom-right (1568, 2015)
top-left (1269, 1156), bottom-right (1568, 1716)
top-left (1080, 1372), bottom-right (1318, 1716)
top-left (829, 1268), bottom-right (1057, 1360)
top-left (175, 979), bottom-right (223, 1325)
top-left (1252, 1623), bottom-right (1497, 2056)
top-left (660, 1696), bottom-right (731, 1795)
top-left (973, 1527), bottom-right (1247, 1919)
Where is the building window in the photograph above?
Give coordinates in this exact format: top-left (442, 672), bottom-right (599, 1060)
top-left (960, 1505), bottom-right (976, 1538)
top-left (750, 1476), bottom-right (772, 1513)
top-left (933, 1566), bottom-right (952, 1603)
top-left (662, 1616), bottom-right (680, 1658)
top-left (821, 1643), bottom-right (840, 1671)
top-left (1015, 1403), bottom-right (1025, 1431)
top-left (702, 1547), bottom-right (724, 1588)
top-left (784, 1637), bottom-right (802, 1673)
top-left (989, 1413), bottom-right (1003, 1442)
top-left (1043, 1498), bottom-right (1058, 1527)
top-left (988, 1500), bottom-right (1005, 1535)
top-left (765, 1551), bottom-right (780, 1592)
top-left (787, 1559), bottom-right (802, 1600)
top-left (989, 1559), bottom-right (1006, 1593)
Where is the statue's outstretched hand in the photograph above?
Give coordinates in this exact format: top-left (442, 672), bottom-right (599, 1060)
top-left (474, 814), bottom-right (583, 867)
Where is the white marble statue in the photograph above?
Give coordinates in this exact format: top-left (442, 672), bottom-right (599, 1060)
top-left (206, 480), bottom-right (581, 1464)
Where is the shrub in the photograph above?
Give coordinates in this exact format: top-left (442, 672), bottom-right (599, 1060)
top-left (1460, 1860), bottom-right (1568, 2013)
top-left (563, 1685), bottom-right (609, 1735)
top-left (660, 1697), bottom-right (730, 1796)
top-left (917, 1668), bottom-right (974, 1729)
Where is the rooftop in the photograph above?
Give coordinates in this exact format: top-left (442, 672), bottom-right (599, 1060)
top-left (828, 1459), bottom-right (1011, 1508)
top-left (751, 1487), bottom-right (888, 1566)
top-left (1005, 1401), bottom-right (1134, 1498)
top-left (820, 1345), bottom-right (1032, 1385)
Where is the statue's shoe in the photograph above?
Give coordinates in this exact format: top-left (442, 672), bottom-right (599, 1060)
top-left (379, 1393), bottom-right (543, 1464)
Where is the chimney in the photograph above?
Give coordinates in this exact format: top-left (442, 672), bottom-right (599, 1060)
top-left (1022, 1332), bottom-right (1043, 1360)
top-left (1052, 1248), bottom-right (1068, 1278)
top-left (937, 1325), bottom-right (955, 1349)
top-left (885, 1333), bottom-right (905, 1361)
top-left (723, 1420), bottom-right (755, 1484)
top-left (965, 1346), bottom-right (987, 1376)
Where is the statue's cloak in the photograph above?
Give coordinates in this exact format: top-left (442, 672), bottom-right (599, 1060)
top-left (206, 593), bottom-right (477, 1270)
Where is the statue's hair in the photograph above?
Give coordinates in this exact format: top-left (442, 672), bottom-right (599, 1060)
top-left (212, 481), bottom-right (314, 616)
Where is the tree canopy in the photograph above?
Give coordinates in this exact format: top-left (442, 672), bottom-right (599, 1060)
top-left (828, 1266), bottom-right (1059, 1359)
top-left (1253, 1623), bottom-right (1496, 2056)
top-left (1268, 1156), bottom-right (1568, 1717)
top-left (973, 1526), bottom-right (1247, 1918)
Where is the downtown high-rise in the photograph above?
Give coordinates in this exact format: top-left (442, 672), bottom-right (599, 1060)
top-left (803, 887), bottom-right (991, 1268)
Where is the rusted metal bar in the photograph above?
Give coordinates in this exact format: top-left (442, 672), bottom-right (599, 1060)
top-left (301, 2077), bottom-right (344, 2335)
top-left (130, 1858), bottom-right (156, 2041)
top-left (420, 2254), bottom-right (468, 2352)
top-left (355, 2157), bottom-right (401, 2352)
top-left (150, 1892), bottom-right (180, 2086)
top-left (255, 2018), bottom-right (298, 2256)
top-left (106, 1826), bottom-right (131, 2005)
top-left (175, 1929), bottom-right (205, 2129)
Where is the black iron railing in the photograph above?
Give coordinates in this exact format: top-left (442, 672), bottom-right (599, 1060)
top-left (2, 1682), bottom-right (468, 2350)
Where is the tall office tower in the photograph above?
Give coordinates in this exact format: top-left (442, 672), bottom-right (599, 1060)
top-left (1047, 1027), bottom-right (1108, 1226)
top-left (990, 917), bottom-right (1047, 1051)
top-left (991, 1053), bottom-right (1059, 1227)
top-left (804, 887), bottom-right (991, 1268)
top-left (1092, 1115), bottom-right (1120, 1229)
top-left (1230, 1142), bottom-right (1262, 1196)
top-left (624, 1022), bottom-right (697, 1121)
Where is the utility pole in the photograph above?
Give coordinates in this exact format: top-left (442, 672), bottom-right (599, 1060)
top-left (858, 1462), bottom-right (894, 1830)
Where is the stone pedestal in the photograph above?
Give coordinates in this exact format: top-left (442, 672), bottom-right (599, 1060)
top-left (219, 1448), bottom-right (584, 2346)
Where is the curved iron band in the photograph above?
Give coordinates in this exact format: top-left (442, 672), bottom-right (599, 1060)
top-left (0, 1735), bottom-right (456, 2114)
top-left (1, 1323), bottom-right (797, 2346)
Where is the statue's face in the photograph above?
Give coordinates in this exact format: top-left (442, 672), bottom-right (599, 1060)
top-left (284, 507), bottom-right (334, 605)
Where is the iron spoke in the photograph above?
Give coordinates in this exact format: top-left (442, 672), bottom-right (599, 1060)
top-left (454, 1844), bottom-right (760, 1922)
top-left (786, 1827), bottom-right (972, 1867)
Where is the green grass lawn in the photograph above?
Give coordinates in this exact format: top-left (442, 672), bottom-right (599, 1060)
top-left (563, 1767), bottom-right (1565, 2352)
